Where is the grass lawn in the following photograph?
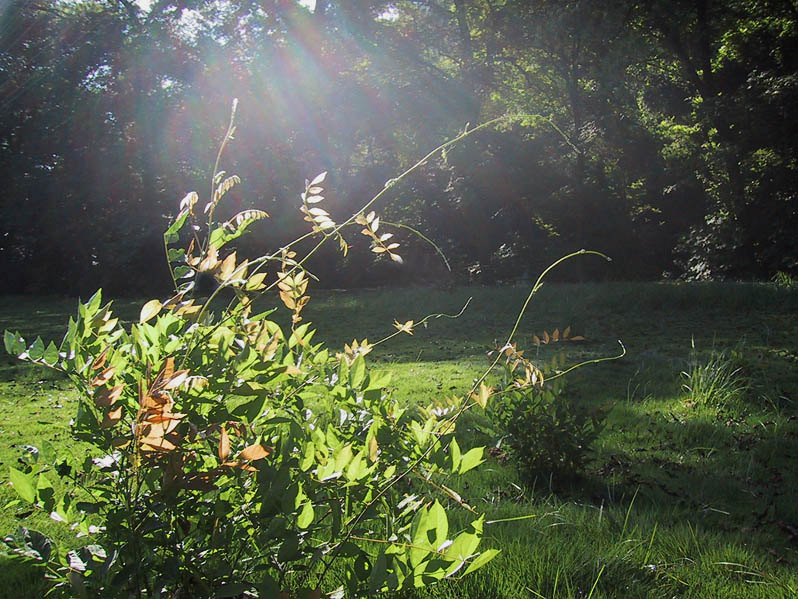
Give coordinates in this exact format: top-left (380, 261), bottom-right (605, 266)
top-left (1, 282), bottom-right (797, 598)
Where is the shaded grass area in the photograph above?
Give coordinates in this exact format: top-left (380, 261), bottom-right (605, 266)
top-left (1, 283), bottom-right (797, 598)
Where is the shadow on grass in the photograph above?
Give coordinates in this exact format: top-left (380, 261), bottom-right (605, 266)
top-left (0, 555), bottom-right (50, 598)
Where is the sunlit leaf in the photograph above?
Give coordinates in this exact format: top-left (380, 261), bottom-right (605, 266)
top-left (91, 347), bottom-right (110, 371)
top-left (239, 444), bottom-right (271, 461)
top-left (563, 326), bottom-right (571, 339)
top-left (91, 367), bottom-right (115, 387)
top-left (140, 299), bottom-right (163, 324)
top-left (102, 405), bottom-right (123, 428)
top-left (475, 383), bottom-right (491, 408)
top-left (94, 385), bottom-right (123, 408)
top-left (463, 549), bottom-right (500, 576)
top-left (368, 435), bottom-right (379, 462)
top-left (219, 426), bottom-right (230, 461)
top-left (9, 467), bottom-right (35, 503)
top-left (218, 251), bottom-right (237, 281)
top-left (309, 171), bottom-right (327, 186)
top-left (389, 253), bottom-right (403, 264)
top-left (297, 501), bottom-right (314, 529)
top-left (459, 447), bottom-right (484, 474)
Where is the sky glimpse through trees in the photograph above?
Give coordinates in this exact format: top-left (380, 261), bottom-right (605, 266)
top-left (1, 0), bottom-right (796, 295)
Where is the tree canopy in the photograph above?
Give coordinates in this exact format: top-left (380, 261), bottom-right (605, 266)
top-left (1, 0), bottom-right (796, 294)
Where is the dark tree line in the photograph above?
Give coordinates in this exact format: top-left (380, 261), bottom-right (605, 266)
top-left (1, 0), bottom-right (796, 295)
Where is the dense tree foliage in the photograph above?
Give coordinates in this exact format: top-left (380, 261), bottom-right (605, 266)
top-left (1, 0), bottom-right (796, 294)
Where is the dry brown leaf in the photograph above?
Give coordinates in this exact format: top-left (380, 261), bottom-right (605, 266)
top-left (95, 384), bottom-right (123, 407)
top-left (102, 405), bottom-right (123, 427)
top-left (91, 367), bottom-right (116, 387)
top-left (239, 444), bottom-right (271, 461)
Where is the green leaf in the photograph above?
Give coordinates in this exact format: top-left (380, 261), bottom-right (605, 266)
top-left (215, 583), bottom-right (249, 598)
top-left (449, 437), bottom-right (461, 474)
top-left (369, 550), bottom-right (388, 593)
top-left (365, 370), bottom-right (392, 391)
top-left (36, 474), bottom-right (55, 511)
top-left (459, 447), bottom-right (484, 474)
top-left (9, 467), bottom-right (36, 503)
top-left (349, 355), bottom-right (366, 388)
top-left (463, 549), bottom-right (500, 576)
top-left (43, 341), bottom-right (59, 366)
top-left (297, 501), bottom-right (314, 529)
top-left (278, 532), bottom-right (300, 562)
top-left (86, 289), bottom-right (103, 313)
top-left (4, 330), bottom-right (22, 355)
top-left (209, 209), bottom-right (269, 250)
top-left (164, 208), bottom-right (190, 245)
top-left (28, 337), bottom-right (45, 361)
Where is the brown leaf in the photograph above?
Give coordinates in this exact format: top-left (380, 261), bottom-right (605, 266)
top-left (563, 326), bottom-right (571, 339)
top-left (91, 367), bottom-right (116, 387)
top-left (239, 444), bottom-right (271, 461)
top-left (140, 391), bottom-right (170, 410)
top-left (163, 370), bottom-right (190, 390)
top-left (552, 328), bottom-right (560, 342)
top-left (543, 331), bottom-right (550, 344)
top-left (140, 434), bottom-right (179, 452)
top-left (102, 405), bottom-right (123, 427)
top-left (95, 384), bottom-right (123, 407)
top-left (91, 347), bottom-right (110, 371)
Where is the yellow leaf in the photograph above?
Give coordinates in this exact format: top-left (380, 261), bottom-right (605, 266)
top-left (533, 335), bottom-right (541, 346)
top-left (543, 331), bottom-right (550, 344)
top-left (368, 435), bottom-right (379, 462)
top-left (563, 326), bottom-right (571, 339)
top-left (476, 382), bottom-right (492, 408)
top-left (218, 251), bottom-right (237, 281)
top-left (219, 426), bottom-right (230, 461)
top-left (245, 272), bottom-right (267, 291)
top-left (140, 299), bottom-right (163, 324)
top-left (569, 335), bottom-right (585, 341)
top-left (372, 246), bottom-right (387, 253)
top-left (552, 328), bottom-right (560, 342)
top-left (393, 319), bottom-right (414, 335)
top-left (198, 245), bottom-right (219, 273)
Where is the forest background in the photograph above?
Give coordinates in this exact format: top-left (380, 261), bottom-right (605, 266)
top-left (2, 0), bottom-right (797, 295)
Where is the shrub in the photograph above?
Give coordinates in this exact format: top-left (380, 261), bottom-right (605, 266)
top-left (3, 104), bottom-right (504, 598)
top-left (486, 347), bottom-right (609, 486)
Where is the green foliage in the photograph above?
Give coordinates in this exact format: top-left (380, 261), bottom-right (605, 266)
top-left (486, 346), bottom-right (608, 486)
top-left (3, 113), bottom-right (504, 598)
top-left (681, 344), bottom-right (749, 408)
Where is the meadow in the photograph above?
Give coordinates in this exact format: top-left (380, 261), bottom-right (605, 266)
top-left (1, 282), bottom-right (797, 598)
